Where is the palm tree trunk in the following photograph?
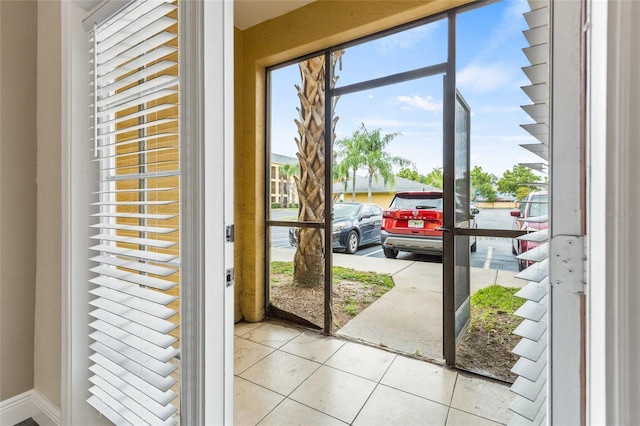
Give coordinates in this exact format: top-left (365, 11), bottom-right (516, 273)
top-left (351, 167), bottom-right (357, 201)
top-left (292, 53), bottom-right (342, 288)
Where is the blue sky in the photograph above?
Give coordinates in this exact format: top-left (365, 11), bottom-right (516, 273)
top-left (269, 0), bottom-right (543, 178)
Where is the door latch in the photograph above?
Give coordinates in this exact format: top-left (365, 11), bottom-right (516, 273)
top-left (225, 268), bottom-right (235, 287)
top-left (226, 224), bottom-right (235, 243)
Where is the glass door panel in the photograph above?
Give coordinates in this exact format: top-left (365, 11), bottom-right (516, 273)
top-left (267, 54), bottom-right (330, 331)
top-left (453, 91), bottom-right (472, 345)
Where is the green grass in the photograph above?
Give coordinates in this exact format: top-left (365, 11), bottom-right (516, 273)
top-left (270, 261), bottom-right (394, 289)
top-left (470, 285), bottom-right (524, 332)
top-left (471, 285), bottom-right (524, 313)
top-left (343, 300), bottom-right (358, 315)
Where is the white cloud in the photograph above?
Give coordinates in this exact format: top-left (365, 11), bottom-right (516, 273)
top-left (374, 23), bottom-right (440, 53)
top-left (457, 63), bottom-right (516, 94)
top-left (396, 95), bottom-right (442, 113)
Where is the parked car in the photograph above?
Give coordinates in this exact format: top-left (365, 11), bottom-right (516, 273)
top-left (511, 190), bottom-right (549, 270)
top-left (289, 202), bottom-right (384, 254)
top-left (380, 191), bottom-right (477, 259)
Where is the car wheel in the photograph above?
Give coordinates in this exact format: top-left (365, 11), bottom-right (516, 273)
top-left (345, 230), bottom-right (359, 254)
top-left (471, 238), bottom-right (477, 253)
top-left (383, 247), bottom-right (398, 259)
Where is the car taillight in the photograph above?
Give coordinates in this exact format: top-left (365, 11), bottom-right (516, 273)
top-left (383, 211), bottom-right (392, 218)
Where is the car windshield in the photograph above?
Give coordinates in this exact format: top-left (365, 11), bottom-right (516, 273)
top-left (391, 195), bottom-right (443, 210)
top-left (333, 203), bottom-right (361, 218)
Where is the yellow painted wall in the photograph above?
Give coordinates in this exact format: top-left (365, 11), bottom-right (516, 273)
top-left (342, 192), bottom-right (395, 208)
top-left (235, 0), bottom-right (474, 322)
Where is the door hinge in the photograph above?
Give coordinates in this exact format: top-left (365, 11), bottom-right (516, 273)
top-left (225, 268), bottom-right (235, 287)
top-left (226, 224), bottom-right (235, 243)
top-left (550, 235), bottom-right (586, 294)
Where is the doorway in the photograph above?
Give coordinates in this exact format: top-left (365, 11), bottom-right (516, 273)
top-left (263, 2), bottom-right (545, 378)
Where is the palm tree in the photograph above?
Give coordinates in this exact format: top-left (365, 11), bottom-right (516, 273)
top-left (279, 163), bottom-right (299, 207)
top-left (361, 126), bottom-right (412, 202)
top-left (335, 125), bottom-right (366, 201)
top-left (292, 52), bottom-right (343, 288)
top-left (332, 160), bottom-right (350, 202)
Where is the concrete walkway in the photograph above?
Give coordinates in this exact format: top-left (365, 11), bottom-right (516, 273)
top-left (271, 248), bottom-right (523, 362)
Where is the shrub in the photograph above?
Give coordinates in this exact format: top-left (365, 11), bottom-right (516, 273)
top-left (271, 202), bottom-right (282, 209)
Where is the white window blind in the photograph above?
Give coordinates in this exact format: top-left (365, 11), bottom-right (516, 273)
top-left (87, 1), bottom-right (181, 424)
top-left (509, 1), bottom-right (549, 425)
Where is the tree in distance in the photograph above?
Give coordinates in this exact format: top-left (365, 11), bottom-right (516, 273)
top-left (336, 123), bottom-right (413, 202)
top-left (496, 164), bottom-right (542, 200)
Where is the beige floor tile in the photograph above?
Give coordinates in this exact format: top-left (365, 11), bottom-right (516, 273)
top-left (234, 377), bottom-right (284, 426)
top-left (235, 337), bottom-right (275, 375)
top-left (240, 350), bottom-right (321, 395)
top-left (244, 322), bottom-right (302, 348)
top-left (446, 408), bottom-right (503, 425)
top-left (381, 355), bottom-right (458, 406)
top-left (289, 365), bottom-right (377, 424)
top-left (450, 374), bottom-right (513, 424)
top-left (324, 341), bottom-right (396, 382)
top-left (235, 321), bottom-right (266, 337)
top-left (257, 398), bottom-right (347, 426)
top-left (280, 332), bottom-right (346, 363)
top-left (353, 384), bottom-right (449, 426)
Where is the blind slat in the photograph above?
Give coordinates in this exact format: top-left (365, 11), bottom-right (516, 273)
top-left (98, 46), bottom-right (176, 84)
top-left (89, 322), bottom-right (178, 363)
top-left (90, 244), bottom-right (178, 263)
top-left (96, 101), bottom-right (176, 130)
top-left (98, 76), bottom-right (178, 110)
top-left (89, 234), bottom-right (177, 250)
top-left (88, 310), bottom-right (177, 349)
top-left (98, 13), bottom-right (177, 60)
top-left (87, 395), bottom-right (130, 426)
top-left (89, 378), bottom-right (176, 426)
top-left (98, 31), bottom-right (177, 75)
top-left (89, 357), bottom-right (177, 406)
top-left (90, 223), bottom-right (178, 235)
top-left (91, 265), bottom-right (178, 291)
top-left (90, 331), bottom-right (178, 377)
top-left (98, 88), bottom-right (177, 117)
top-left (90, 301), bottom-right (177, 335)
top-left (91, 255), bottom-right (177, 277)
top-left (89, 344), bottom-right (178, 391)
top-left (90, 286), bottom-right (176, 320)
top-left (97, 116), bottom-right (177, 140)
top-left (89, 275), bottom-right (177, 305)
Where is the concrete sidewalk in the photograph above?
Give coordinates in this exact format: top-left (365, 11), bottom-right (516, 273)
top-left (271, 248), bottom-right (523, 361)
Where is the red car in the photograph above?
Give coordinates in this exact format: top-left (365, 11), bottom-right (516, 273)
top-left (511, 191), bottom-right (549, 270)
top-left (380, 191), bottom-right (477, 259)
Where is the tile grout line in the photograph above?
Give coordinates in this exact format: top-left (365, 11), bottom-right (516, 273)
top-left (348, 353), bottom-right (399, 425)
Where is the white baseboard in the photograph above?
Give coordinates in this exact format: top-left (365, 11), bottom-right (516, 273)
top-left (0, 390), bottom-right (31, 425)
top-left (0, 390), bottom-right (60, 426)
